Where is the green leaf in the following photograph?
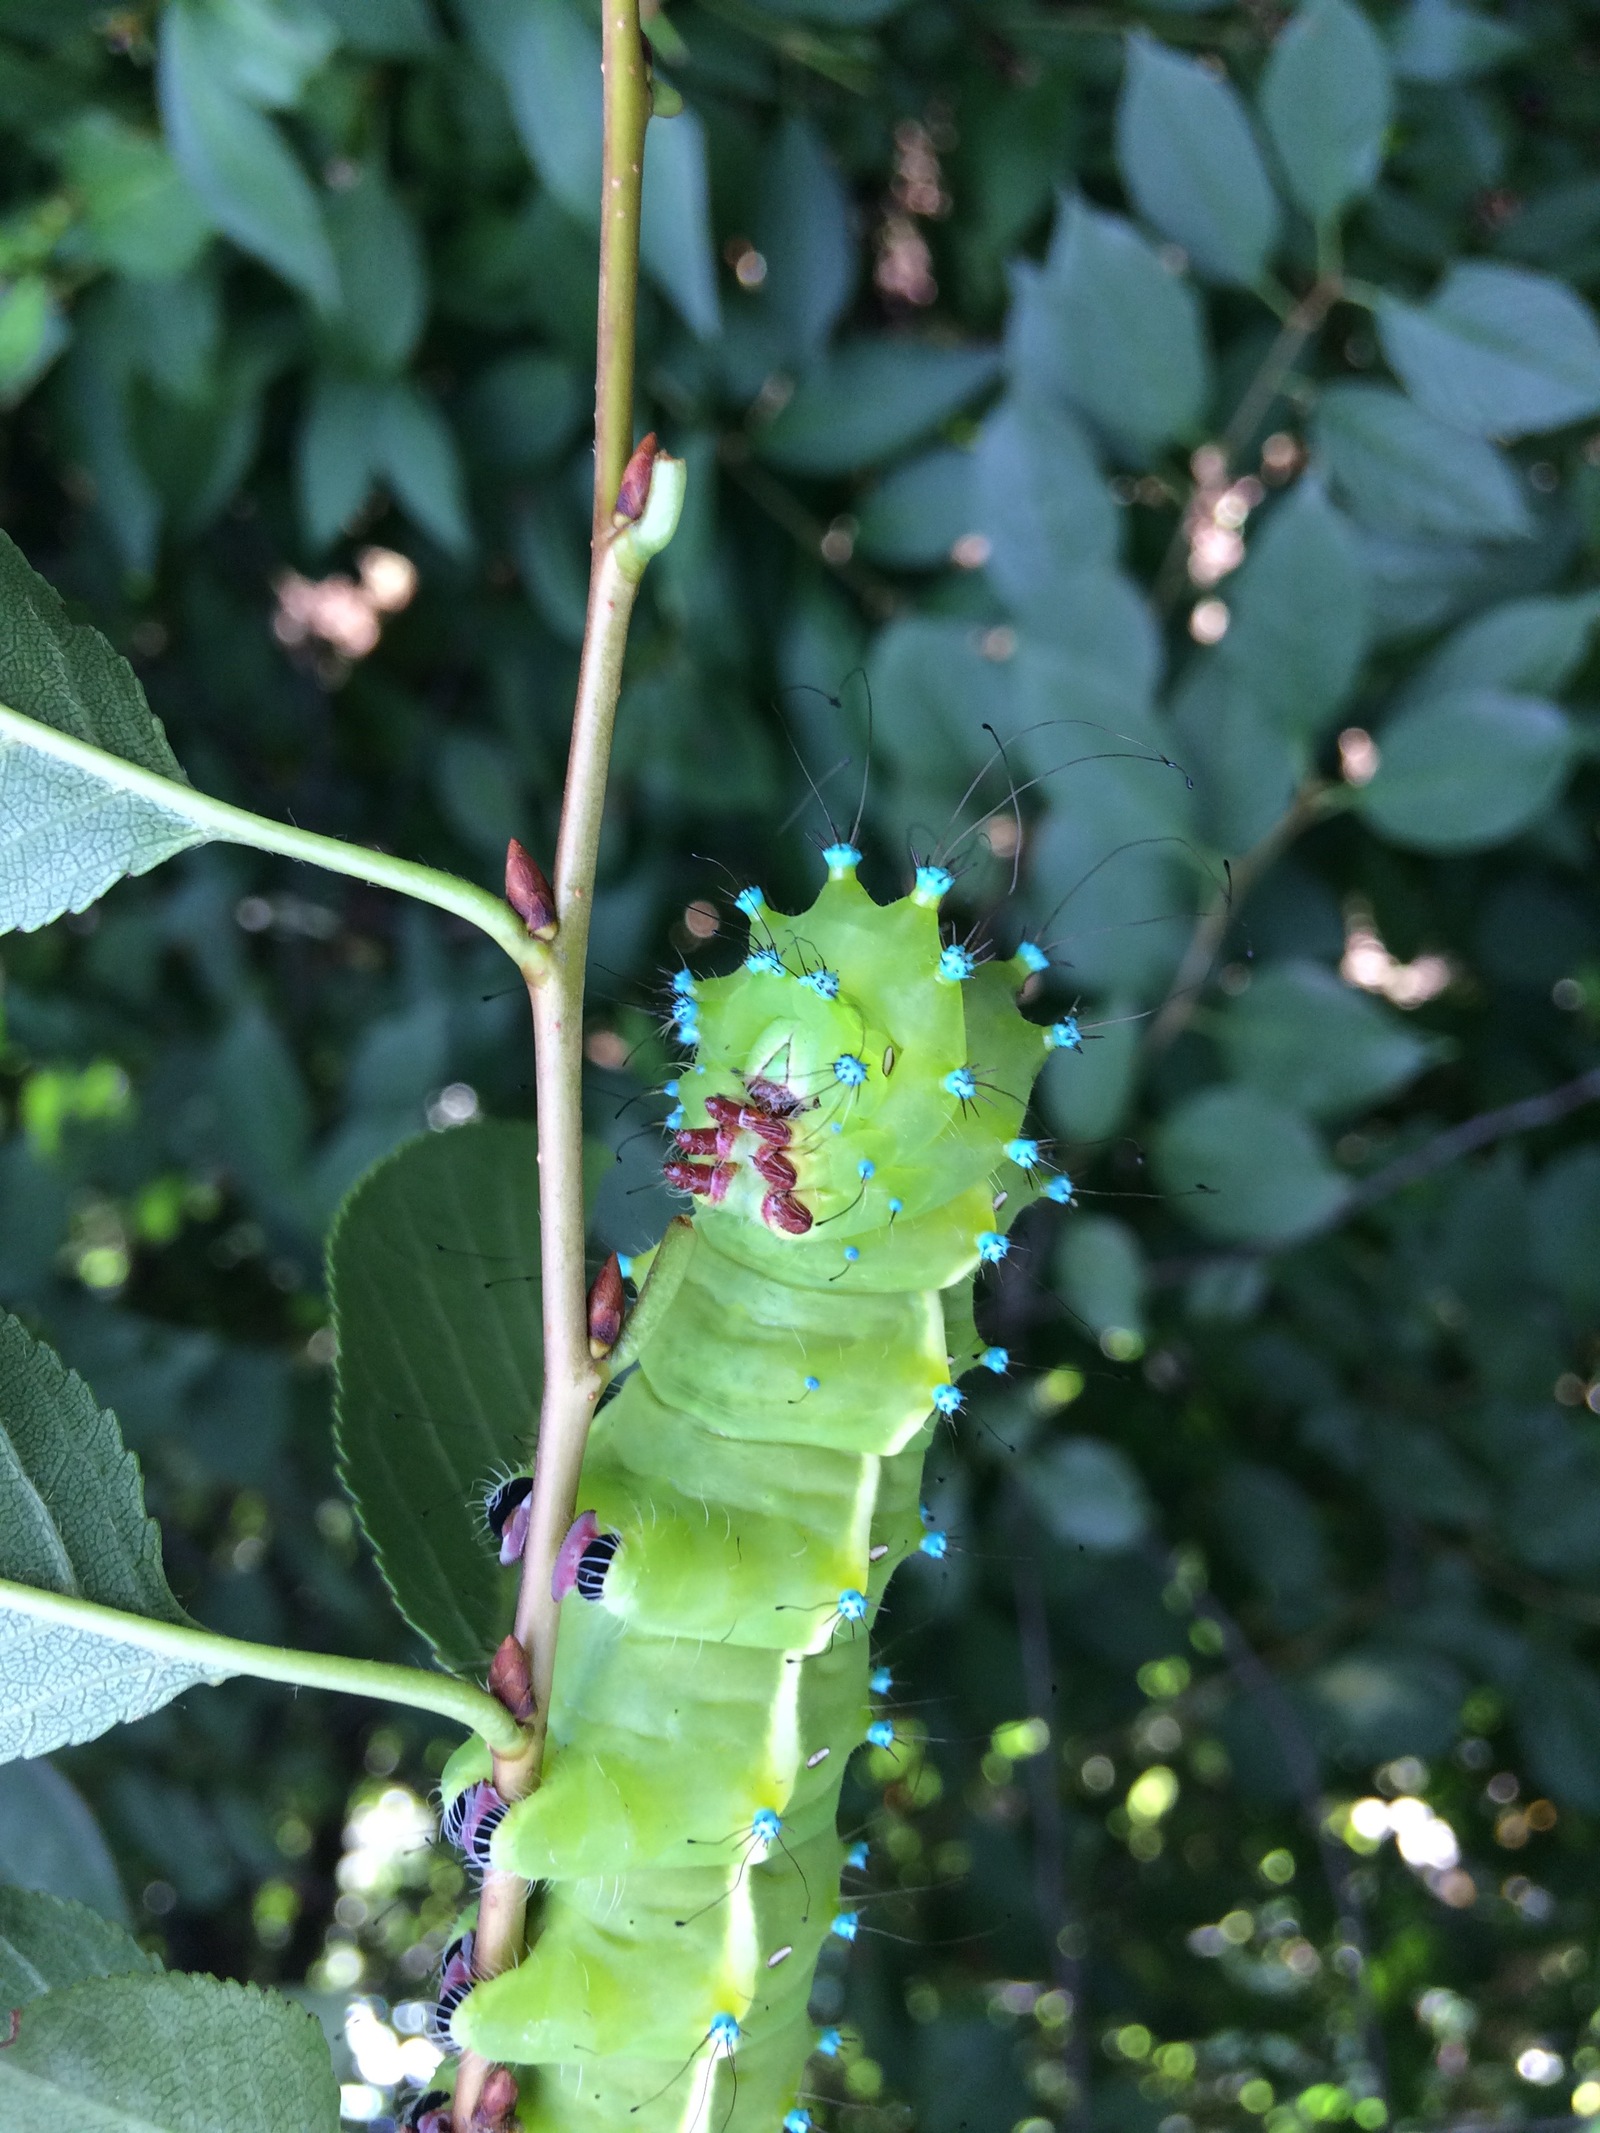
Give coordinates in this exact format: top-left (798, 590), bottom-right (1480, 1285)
top-left (1154, 1085), bottom-right (1349, 1244)
top-left (211, 1002), bottom-right (313, 1230)
top-left (157, 4), bottom-right (338, 309)
top-left (1216, 960), bottom-right (1434, 1119)
top-left (304, 0), bottom-right (439, 57)
top-left (1377, 264), bottom-right (1600, 439)
top-left (321, 165), bottom-right (427, 375)
top-left (1357, 689), bottom-right (1573, 851)
top-left (0, 1761), bottom-right (129, 1923)
top-left (1039, 997), bottom-right (1141, 1143)
top-left (0, 1311), bottom-right (213, 1760)
top-left (1115, 35), bottom-right (1280, 287)
top-left (1531, 1149), bottom-right (1600, 1319)
top-left (1170, 664), bottom-right (1299, 853)
top-left (296, 374), bottom-right (378, 548)
top-left (0, 279), bottom-right (68, 407)
top-left (973, 397), bottom-right (1116, 619)
top-left (58, 114), bottom-right (213, 282)
top-left (1405, 592), bottom-right (1600, 701)
top-left (1514, 1652), bottom-right (1600, 1812)
top-left (866, 615), bottom-right (1013, 814)
top-left (1220, 476), bottom-right (1369, 738)
top-left (1012, 571), bottom-right (1162, 730)
top-left (854, 447), bottom-right (974, 568)
top-left (0, 529), bottom-right (203, 933)
top-left (374, 383), bottom-right (471, 555)
top-left (173, 0), bottom-right (336, 109)
top-left (0, 1887), bottom-right (156, 2006)
top-left (1056, 1214), bottom-right (1146, 1357)
top-left (1024, 1437), bottom-right (1150, 1552)
top-left (1313, 382), bottom-right (1532, 541)
top-left (641, 106), bottom-right (720, 341)
top-left (469, 0), bottom-right (716, 338)
top-left (1010, 199), bottom-right (1210, 457)
top-left (1259, 0), bottom-right (1393, 227)
top-left (757, 339), bottom-right (1000, 475)
top-left (1027, 750), bottom-right (1195, 996)
top-left (754, 114), bottom-right (856, 364)
top-left (0, 1972), bottom-right (339, 2133)
top-left (328, 1122), bottom-right (544, 1676)
top-left (1390, 0), bottom-right (1524, 83)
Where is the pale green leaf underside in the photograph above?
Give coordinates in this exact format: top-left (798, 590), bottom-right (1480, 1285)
top-left (329, 1121), bottom-right (545, 1677)
top-left (0, 1309), bottom-right (209, 1757)
top-left (0, 736), bottom-right (204, 930)
top-left (0, 1972), bottom-right (339, 2133)
top-left (0, 1886), bottom-right (157, 2007)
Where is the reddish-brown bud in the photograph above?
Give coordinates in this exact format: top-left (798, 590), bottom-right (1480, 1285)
top-left (471, 2066), bottom-right (521, 2131)
top-left (587, 1252), bottom-right (625, 1359)
top-left (487, 1634), bottom-right (535, 1725)
top-left (615, 433), bottom-right (660, 524)
top-left (505, 839), bottom-right (557, 940)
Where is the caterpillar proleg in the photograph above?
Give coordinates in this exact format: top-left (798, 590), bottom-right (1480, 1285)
top-left (449, 854), bottom-right (1059, 2130)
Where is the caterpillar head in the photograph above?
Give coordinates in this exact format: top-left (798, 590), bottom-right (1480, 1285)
top-left (666, 859), bottom-right (1051, 1284)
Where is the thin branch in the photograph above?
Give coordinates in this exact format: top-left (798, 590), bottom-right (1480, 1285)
top-left (0, 1578), bottom-right (529, 1751)
top-left (0, 705), bottom-right (547, 980)
top-left (1342, 1066), bottom-right (1600, 1218)
top-left (1143, 781), bottom-right (1328, 1055)
top-left (1147, 1065), bottom-right (1600, 1287)
top-left (452, 9), bottom-right (669, 2126)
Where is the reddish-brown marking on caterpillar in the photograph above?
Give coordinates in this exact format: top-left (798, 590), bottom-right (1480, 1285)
top-left (672, 1126), bottom-right (723, 1156)
top-left (752, 1148), bottom-right (798, 1191)
top-left (762, 1190), bottom-right (813, 1236)
top-left (746, 1076), bottom-right (810, 1118)
top-left (663, 1159), bottom-right (736, 1202)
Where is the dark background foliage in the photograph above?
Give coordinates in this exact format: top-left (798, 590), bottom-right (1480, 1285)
top-left (1, 0), bottom-right (1599, 2128)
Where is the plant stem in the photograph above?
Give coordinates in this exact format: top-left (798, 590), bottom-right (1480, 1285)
top-left (0, 1578), bottom-right (530, 1750)
top-left (453, 6), bottom-right (661, 2124)
top-left (0, 705), bottom-right (547, 979)
top-left (1144, 781), bottom-right (1328, 1054)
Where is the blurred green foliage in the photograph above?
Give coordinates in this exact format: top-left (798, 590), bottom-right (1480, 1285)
top-left (1, 0), bottom-right (1600, 2129)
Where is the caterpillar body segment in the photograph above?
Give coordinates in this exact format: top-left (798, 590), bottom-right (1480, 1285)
top-left (453, 869), bottom-right (1053, 2128)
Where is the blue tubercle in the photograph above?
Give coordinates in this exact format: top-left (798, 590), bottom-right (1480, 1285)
top-left (1017, 940), bottom-right (1050, 974)
top-left (746, 947), bottom-right (786, 976)
top-left (976, 1230), bottom-right (1010, 1263)
top-left (1043, 1174), bottom-right (1075, 1205)
top-left (931, 1383), bottom-right (964, 1416)
top-left (869, 1666), bottom-right (892, 1696)
top-left (671, 969), bottom-right (696, 998)
top-left (1047, 1016), bottom-right (1083, 1052)
top-left (822, 842), bottom-right (861, 877)
top-left (980, 1345), bottom-right (1010, 1374)
top-left (866, 1718), bottom-right (895, 1749)
top-left (802, 968), bottom-right (841, 1000)
top-left (816, 2028), bottom-right (842, 2057)
top-left (735, 887), bottom-right (765, 919)
top-left (833, 1054), bottom-right (868, 1087)
top-left (1005, 1136), bottom-right (1040, 1170)
top-left (616, 1255), bottom-right (634, 1283)
top-left (886, 1197), bottom-right (903, 1219)
top-left (831, 1910), bottom-right (861, 1942)
top-left (943, 1066), bottom-right (977, 1102)
top-left (837, 1588), bottom-right (868, 1622)
top-left (842, 1245), bottom-right (860, 1264)
top-left (665, 1105), bottom-right (685, 1129)
top-left (752, 1808), bottom-right (782, 1845)
top-left (802, 1375), bottom-right (820, 1394)
top-left (663, 1080), bottom-right (679, 1097)
top-left (709, 2012), bottom-right (741, 2051)
top-left (913, 864), bottom-right (954, 905)
top-left (937, 943), bottom-right (975, 983)
top-left (857, 1158), bottom-right (875, 1180)
top-left (785, 2113), bottom-right (814, 2133)
top-left (920, 1530), bottom-right (949, 1560)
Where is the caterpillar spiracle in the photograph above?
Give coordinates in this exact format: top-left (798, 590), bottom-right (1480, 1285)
top-left (445, 845), bottom-right (1068, 2132)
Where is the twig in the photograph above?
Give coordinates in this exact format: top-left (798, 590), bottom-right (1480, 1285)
top-left (1147, 1065), bottom-right (1600, 1287)
top-left (1342, 1067), bottom-right (1600, 1218)
top-left (1143, 782), bottom-right (1327, 1055)
top-left (452, 9), bottom-right (669, 2126)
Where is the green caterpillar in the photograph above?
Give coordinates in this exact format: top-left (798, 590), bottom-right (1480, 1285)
top-left (446, 846), bottom-right (1074, 2133)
